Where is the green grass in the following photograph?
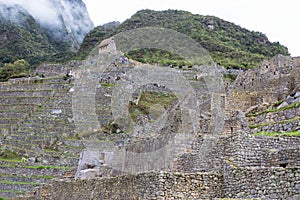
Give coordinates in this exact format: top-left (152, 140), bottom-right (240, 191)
top-left (0, 149), bottom-right (22, 160)
top-left (0, 164), bottom-right (15, 168)
top-left (249, 117), bottom-right (300, 129)
top-left (25, 165), bottom-right (70, 170)
top-left (0, 190), bottom-right (26, 194)
top-left (254, 131), bottom-right (300, 137)
top-left (0, 164), bottom-right (70, 170)
top-left (78, 10), bottom-right (288, 69)
top-left (247, 102), bottom-right (300, 117)
top-left (0, 158), bottom-right (22, 163)
top-left (128, 91), bottom-right (178, 122)
top-left (101, 83), bottom-right (117, 87)
top-left (0, 180), bottom-right (40, 186)
top-left (43, 149), bottom-right (59, 153)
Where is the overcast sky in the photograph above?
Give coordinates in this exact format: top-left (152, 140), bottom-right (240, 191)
top-left (83, 0), bottom-right (300, 57)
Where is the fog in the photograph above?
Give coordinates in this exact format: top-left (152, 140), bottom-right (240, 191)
top-left (0, 0), bottom-right (94, 43)
top-left (0, 0), bottom-right (62, 26)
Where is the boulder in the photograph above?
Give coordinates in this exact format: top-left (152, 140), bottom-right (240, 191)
top-left (294, 91), bottom-right (300, 98)
top-left (76, 168), bottom-right (101, 180)
top-left (28, 157), bottom-right (36, 163)
top-left (285, 95), bottom-right (293, 104)
top-left (277, 101), bottom-right (288, 109)
top-left (75, 150), bottom-right (103, 179)
top-left (292, 96), bottom-right (300, 103)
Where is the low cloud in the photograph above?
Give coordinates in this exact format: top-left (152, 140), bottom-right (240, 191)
top-left (0, 0), bottom-right (62, 26)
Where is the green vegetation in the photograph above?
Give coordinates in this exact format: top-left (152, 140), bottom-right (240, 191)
top-left (77, 21), bottom-right (120, 60)
top-left (0, 163), bottom-right (70, 170)
top-left (0, 15), bottom-right (57, 67)
top-left (223, 73), bottom-right (238, 82)
top-left (0, 59), bottom-right (31, 81)
top-left (25, 165), bottom-right (70, 170)
top-left (246, 102), bottom-right (300, 117)
top-left (128, 91), bottom-right (178, 122)
top-left (0, 12), bottom-right (75, 81)
top-left (0, 158), bottom-right (22, 163)
top-left (0, 149), bottom-right (21, 160)
top-left (125, 49), bottom-right (192, 67)
top-left (249, 117), bottom-right (300, 129)
top-left (0, 190), bottom-right (25, 194)
top-left (0, 9), bottom-right (290, 82)
top-left (101, 83), bottom-right (117, 87)
top-left (78, 9), bottom-right (289, 69)
top-left (254, 131), bottom-right (300, 137)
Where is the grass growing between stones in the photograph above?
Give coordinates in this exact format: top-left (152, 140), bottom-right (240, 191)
top-left (0, 164), bottom-right (70, 170)
top-left (0, 180), bottom-right (40, 186)
top-left (254, 131), bottom-right (300, 137)
top-left (0, 190), bottom-right (26, 194)
top-left (0, 149), bottom-right (22, 161)
top-left (249, 117), bottom-right (300, 129)
top-left (101, 83), bottom-right (117, 87)
top-left (0, 158), bottom-right (22, 163)
top-left (25, 165), bottom-right (70, 170)
top-left (246, 102), bottom-right (300, 117)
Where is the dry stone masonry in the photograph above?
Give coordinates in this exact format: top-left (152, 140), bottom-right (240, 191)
top-left (1, 54), bottom-right (299, 199)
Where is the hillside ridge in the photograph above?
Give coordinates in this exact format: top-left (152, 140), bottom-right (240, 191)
top-left (78, 9), bottom-right (289, 68)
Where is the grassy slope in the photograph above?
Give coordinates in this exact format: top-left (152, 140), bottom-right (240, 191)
top-left (78, 9), bottom-right (289, 69)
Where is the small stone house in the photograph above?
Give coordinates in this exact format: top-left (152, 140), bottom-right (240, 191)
top-left (98, 37), bottom-right (116, 53)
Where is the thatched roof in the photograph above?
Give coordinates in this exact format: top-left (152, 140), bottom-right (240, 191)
top-left (99, 37), bottom-right (114, 48)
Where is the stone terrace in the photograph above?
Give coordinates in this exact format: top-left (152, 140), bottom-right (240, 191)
top-left (0, 77), bottom-right (82, 198)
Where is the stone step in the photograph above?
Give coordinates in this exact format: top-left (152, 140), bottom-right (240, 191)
top-left (0, 191), bottom-right (27, 199)
top-left (0, 96), bottom-right (72, 105)
top-left (0, 90), bottom-right (54, 97)
top-left (0, 112), bottom-right (31, 119)
top-left (0, 174), bottom-right (52, 184)
top-left (0, 118), bottom-right (20, 124)
top-left (0, 104), bottom-right (38, 111)
top-left (0, 82), bottom-right (72, 92)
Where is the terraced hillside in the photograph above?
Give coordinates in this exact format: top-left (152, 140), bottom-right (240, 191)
top-left (0, 52), bottom-right (299, 199)
top-left (0, 77), bottom-right (83, 198)
top-left (0, 53), bottom-right (218, 198)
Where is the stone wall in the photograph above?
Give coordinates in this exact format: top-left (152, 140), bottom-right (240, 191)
top-left (230, 55), bottom-right (300, 112)
top-left (247, 96), bottom-right (300, 133)
top-left (225, 133), bottom-right (300, 168)
top-left (14, 166), bottom-right (300, 200)
top-left (222, 164), bottom-right (300, 199)
top-left (175, 135), bottom-right (227, 173)
top-left (252, 120), bottom-right (300, 134)
top-left (17, 172), bottom-right (223, 200)
top-left (34, 61), bottom-right (81, 77)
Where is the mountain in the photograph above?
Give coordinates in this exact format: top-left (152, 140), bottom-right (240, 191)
top-left (38, 0), bottom-right (94, 51)
top-left (0, 4), bottom-right (57, 65)
top-left (78, 9), bottom-right (289, 69)
top-left (0, 0), bottom-right (94, 67)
